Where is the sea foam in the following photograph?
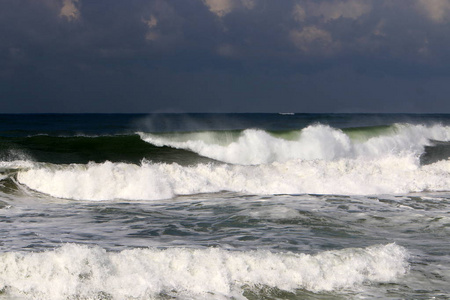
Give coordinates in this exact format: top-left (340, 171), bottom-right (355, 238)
top-left (13, 124), bottom-right (450, 201)
top-left (0, 243), bottom-right (409, 299)
top-left (139, 124), bottom-right (450, 164)
top-left (16, 155), bottom-right (450, 200)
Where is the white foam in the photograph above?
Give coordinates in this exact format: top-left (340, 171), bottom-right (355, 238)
top-left (15, 155), bottom-right (450, 200)
top-left (17, 161), bottom-right (174, 201)
top-left (140, 126), bottom-right (352, 165)
top-left (247, 206), bottom-right (302, 220)
top-left (139, 124), bottom-right (450, 165)
top-left (0, 160), bottom-right (35, 170)
top-left (0, 243), bottom-right (409, 299)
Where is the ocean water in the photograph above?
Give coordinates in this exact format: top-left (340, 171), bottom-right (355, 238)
top-left (0, 113), bottom-right (450, 299)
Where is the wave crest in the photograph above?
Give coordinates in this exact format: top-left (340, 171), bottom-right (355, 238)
top-left (15, 155), bottom-right (450, 200)
top-left (140, 123), bottom-right (450, 165)
top-left (0, 243), bottom-right (409, 299)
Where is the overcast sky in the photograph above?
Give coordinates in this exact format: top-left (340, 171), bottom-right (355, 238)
top-left (2, 0), bottom-right (450, 113)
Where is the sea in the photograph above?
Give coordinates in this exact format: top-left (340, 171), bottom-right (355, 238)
top-left (0, 113), bottom-right (449, 299)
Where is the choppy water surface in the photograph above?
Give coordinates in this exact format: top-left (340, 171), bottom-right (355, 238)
top-left (1, 114), bottom-right (450, 299)
top-left (1, 191), bottom-right (449, 299)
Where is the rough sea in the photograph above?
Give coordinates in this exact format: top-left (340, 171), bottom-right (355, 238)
top-left (0, 113), bottom-right (449, 299)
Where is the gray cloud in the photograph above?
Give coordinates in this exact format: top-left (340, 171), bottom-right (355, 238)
top-left (1, 0), bottom-right (450, 112)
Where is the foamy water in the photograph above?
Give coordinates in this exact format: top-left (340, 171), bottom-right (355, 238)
top-left (2, 114), bottom-right (450, 299)
top-left (139, 124), bottom-right (450, 164)
top-left (0, 243), bottom-right (408, 299)
top-left (15, 155), bottom-right (450, 201)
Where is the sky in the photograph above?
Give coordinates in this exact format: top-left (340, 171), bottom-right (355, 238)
top-left (1, 0), bottom-right (450, 113)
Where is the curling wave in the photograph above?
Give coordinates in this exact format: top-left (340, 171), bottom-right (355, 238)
top-left (139, 123), bottom-right (450, 165)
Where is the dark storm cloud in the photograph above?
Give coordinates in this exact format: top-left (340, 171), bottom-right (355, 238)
top-left (1, 0), bottom-right (450, 112)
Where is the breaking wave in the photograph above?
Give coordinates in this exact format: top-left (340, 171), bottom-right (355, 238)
top-left (2, 123), bottom-right (450, 200)
top-left (0, 243), bottom-right (409, 299)
top-left (12, 155), bottom-right (450, 200)
top-left (139, 123), bottom-right (450, 165)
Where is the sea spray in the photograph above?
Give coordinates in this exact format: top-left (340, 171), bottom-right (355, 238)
top-left (139, 126), bottom-right (354, 164)
top-left (139, 123), bottom-right (450, 165)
